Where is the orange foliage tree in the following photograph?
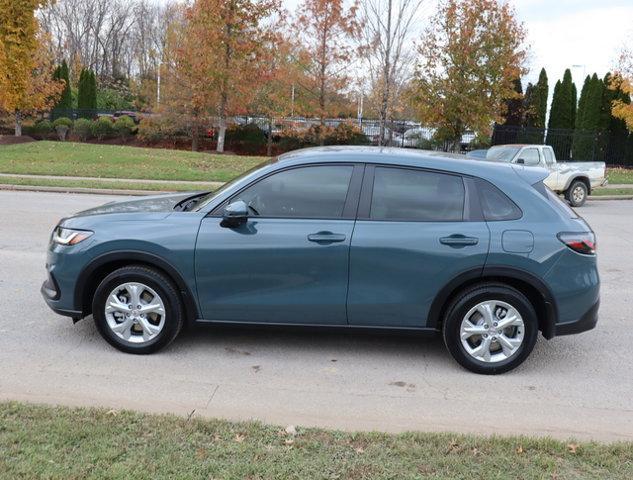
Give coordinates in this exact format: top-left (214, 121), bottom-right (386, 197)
top-left (0, 0), bottom-right (63, 136)
top-left (294, 0), bottom-right (361, 132)
top-left (611, 47), bottom-right (633, 131)
top-left (171, 0), bottom-right (280, 152)
top-left (411, 0), bottom-right (528, 150)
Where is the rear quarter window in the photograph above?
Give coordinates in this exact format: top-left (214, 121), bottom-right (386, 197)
top-left (476, 179), bottom-right (522, 221)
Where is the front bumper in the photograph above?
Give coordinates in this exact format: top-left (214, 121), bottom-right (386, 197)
top-left (554, 300), bottom-right (599, 336)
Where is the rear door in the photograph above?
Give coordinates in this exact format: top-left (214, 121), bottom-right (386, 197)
top-left (347, 165), bottom-right (490, 328)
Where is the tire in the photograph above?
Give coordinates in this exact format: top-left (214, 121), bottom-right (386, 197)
top-left (565, 180), bottom-right (588, 207)
top-left (442, 283), bottom-right (538, 374)
top-left (92, 265), bottom-right (184, 354)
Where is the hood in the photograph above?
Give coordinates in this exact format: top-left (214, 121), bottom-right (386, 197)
top-left (70, 192), bottom-right (205, 218)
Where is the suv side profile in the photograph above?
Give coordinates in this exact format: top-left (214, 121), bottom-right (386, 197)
top-left (42, 147), bottom-right (599, 374)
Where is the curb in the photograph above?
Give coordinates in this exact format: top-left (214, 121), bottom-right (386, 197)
top-left (0, 184), bottom-right (164, 196)
top-left (2, 183), bottom-right (633, 201)
top-left (588, 195), bottom-right (633, 201)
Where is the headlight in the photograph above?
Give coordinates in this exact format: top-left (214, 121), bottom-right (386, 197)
top-left (52, 227), bottom-right (94, 246)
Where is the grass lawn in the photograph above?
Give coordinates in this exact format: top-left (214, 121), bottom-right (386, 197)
top-left (0, 141), bottom-right (265, 182)
top-left (591, 187), bottom-right (633, 196)
top-left (0, 175), bottom-right (216, 193)
top-left (1, 402), bottom-right (632, 480)
top-left (606, 167), bottom-right (633, 184)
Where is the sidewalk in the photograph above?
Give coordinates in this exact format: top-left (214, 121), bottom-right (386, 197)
top-left (0, 172), bottom-right (224, 189)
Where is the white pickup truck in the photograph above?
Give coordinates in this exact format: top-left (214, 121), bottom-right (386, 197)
top-left (482, 144), bottom-right (607, 207)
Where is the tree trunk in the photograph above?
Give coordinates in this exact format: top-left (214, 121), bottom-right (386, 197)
top-left (14, 111), bottom-right (22, 137)
top-left (267, 117), bottom-right (273, 157)
top-left (378, 0), bottom-right (393, 147)
top-left (217, 112), bottom-right (227, 153)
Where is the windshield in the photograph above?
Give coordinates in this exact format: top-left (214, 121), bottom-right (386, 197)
top-left (485, 146), bottom-right (520, 163)
top-left (194, 159), bottom-right (276, 210)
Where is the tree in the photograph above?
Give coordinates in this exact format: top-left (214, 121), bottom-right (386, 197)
top-left (77, 68), bottom-right (97, 115)
top-left (52, 59), bottom-right (72, 113)
top-left (571, 73), bottom-right (603, 160)
top-left (294, 0), bottom-right (360, 138)
top-left (522, 68), bottom-right (547, 142)
top-left (358, 0), bottom-right (423, 145)
top-left (174, 0), bottom-right (280, 152)
top-left (502, 78), bottom-right (523, 126)
top-left (611, 46), bottom-right (633, 131)
top-left (546, 69), bottom-right (576, 159)
top-left (411, 0), bottom-right (528, 150)
top-left (0, 0), bottom-right (63, 135)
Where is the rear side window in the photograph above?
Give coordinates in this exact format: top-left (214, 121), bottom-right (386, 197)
top-left (370, 167), bottom-right (465, 221)
top-left (477, 179), bottom-right (522, 221)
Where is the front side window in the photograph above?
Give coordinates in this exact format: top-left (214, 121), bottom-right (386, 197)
top-left (231, 165), bottom-right (353, 218)
top-left (370, 167), bottom-right (465, 221)
top-left (519, 148), bottom-right (541, 166)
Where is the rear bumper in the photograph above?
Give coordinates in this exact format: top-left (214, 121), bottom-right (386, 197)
top-left (554, 299), bottom-right (599, 336)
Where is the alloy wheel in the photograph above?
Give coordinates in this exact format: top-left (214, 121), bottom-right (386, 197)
top-left (459, 300), bottom-right (525, 363)
top-left (104, 282), bottom-right (166, 344)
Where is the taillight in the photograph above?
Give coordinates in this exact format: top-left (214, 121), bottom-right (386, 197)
top-left (557, 232), bottom-right (596, 255)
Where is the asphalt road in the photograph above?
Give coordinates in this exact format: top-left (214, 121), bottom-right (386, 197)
top-left (1, 191), bottom-right (632, 441)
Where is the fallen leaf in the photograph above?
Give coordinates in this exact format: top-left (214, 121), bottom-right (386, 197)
top-left (106, 409), bottom-right (118, 417)
top-left (235, 434), bottom-right (246, 443)
top-left (284, 438), bottom-right (294, 445)
top-left (516, 445), bottom-right (524, 454)
top-left (567, 443), bottom-right (578, 454)
top-left (285, 425), bottom-right (297, 436)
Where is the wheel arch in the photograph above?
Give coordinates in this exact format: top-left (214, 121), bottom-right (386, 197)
top-left (74, 251), bottom-right (200, 324)
top-left (428, 266), bottom-right (558, 339)
top-left (564, 175), bottom-right (591, 194)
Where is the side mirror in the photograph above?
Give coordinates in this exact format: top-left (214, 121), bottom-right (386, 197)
top-left (516, 158), bottom-right (525, 165)
top-left (221, 200), bottom-right (248, 228)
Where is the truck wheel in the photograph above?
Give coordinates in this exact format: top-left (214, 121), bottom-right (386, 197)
top-left (565, 180), bottom-right (588, 207)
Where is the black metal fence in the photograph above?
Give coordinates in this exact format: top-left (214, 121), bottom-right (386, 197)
top-left (491, 125), bottom-right (633, 166)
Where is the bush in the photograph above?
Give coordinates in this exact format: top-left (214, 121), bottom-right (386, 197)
top-left (91, 116), bottom-right (114, 140)
top-left (73, 118), bottom-right (93, 141)
top-left (278, 123), bottom-right (369, 152)
top-left (52, 117), bottom-right (73, 141)
top-left (225, 123), bottom-right (266, 153)
top-left (33, 120), bottom-right (53, 139)
top-left (137, 115), bottom-right (181, 144)
top-left (113, 115), bottom-right (137, 140)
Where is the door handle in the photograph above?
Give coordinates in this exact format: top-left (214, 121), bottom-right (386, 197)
top-left (440, 235), bottom-right (479, 247)
top-left (308, 232), bottom-right (347, 243)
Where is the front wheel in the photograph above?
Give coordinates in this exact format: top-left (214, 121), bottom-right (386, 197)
top-left (92, 265), bottom-right (184, 354)
top-left (565, 180), bottom-right (588, 207)
top-left (442, 283), bottom-right (538, 374)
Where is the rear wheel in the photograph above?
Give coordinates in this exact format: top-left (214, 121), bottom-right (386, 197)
top-left (565, 180), bottom-right (588, 207)
top-left (442, 283), bottom-right (538, 374)
top-left (92, 265), bottom-right (184, 354)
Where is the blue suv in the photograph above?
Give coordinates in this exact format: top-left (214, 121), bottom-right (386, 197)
top-left (42, 147), bottom-right (599, 374)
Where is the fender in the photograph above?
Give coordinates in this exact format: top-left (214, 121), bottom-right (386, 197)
top-left (427, 265), bottom-right (558, 338)
top-left (562, 174), bottom-right (590, 192)
top-left (74, 250), bottom-right (201, 322)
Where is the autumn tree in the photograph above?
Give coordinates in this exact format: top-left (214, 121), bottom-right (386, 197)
top-left (612, 46), bottom-right (633, 131)
top-left (175, 0), bottom-right (280, 152)
top-left (411, 0), bottom-right (527, 150)
top-left (294, 0), bottom-right (360, 135)
top-left (359, 0), bottom-right (423, 145)
top-left (0, 0), bottom-right (63, 136)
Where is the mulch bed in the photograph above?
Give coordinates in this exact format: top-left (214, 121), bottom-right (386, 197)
top-left (0, 135), bottom-right (36, 145)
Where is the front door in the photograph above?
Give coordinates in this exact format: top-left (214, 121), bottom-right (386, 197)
top-left (347, 166), bottom-right (490, 327)
top-left (195, 164), bottom-right (361, 325)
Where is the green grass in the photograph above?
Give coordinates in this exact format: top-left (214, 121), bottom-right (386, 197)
top-left (1, 402), bottom-right (632, 479)
top-left (0, 175), bottom-right (216, 192)
top-left (592, 187), bottom-right (633, 196)
top-left (607, 167), bottom-right (633, 184)
top-left (0, 141), bottom-right (265, 182)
